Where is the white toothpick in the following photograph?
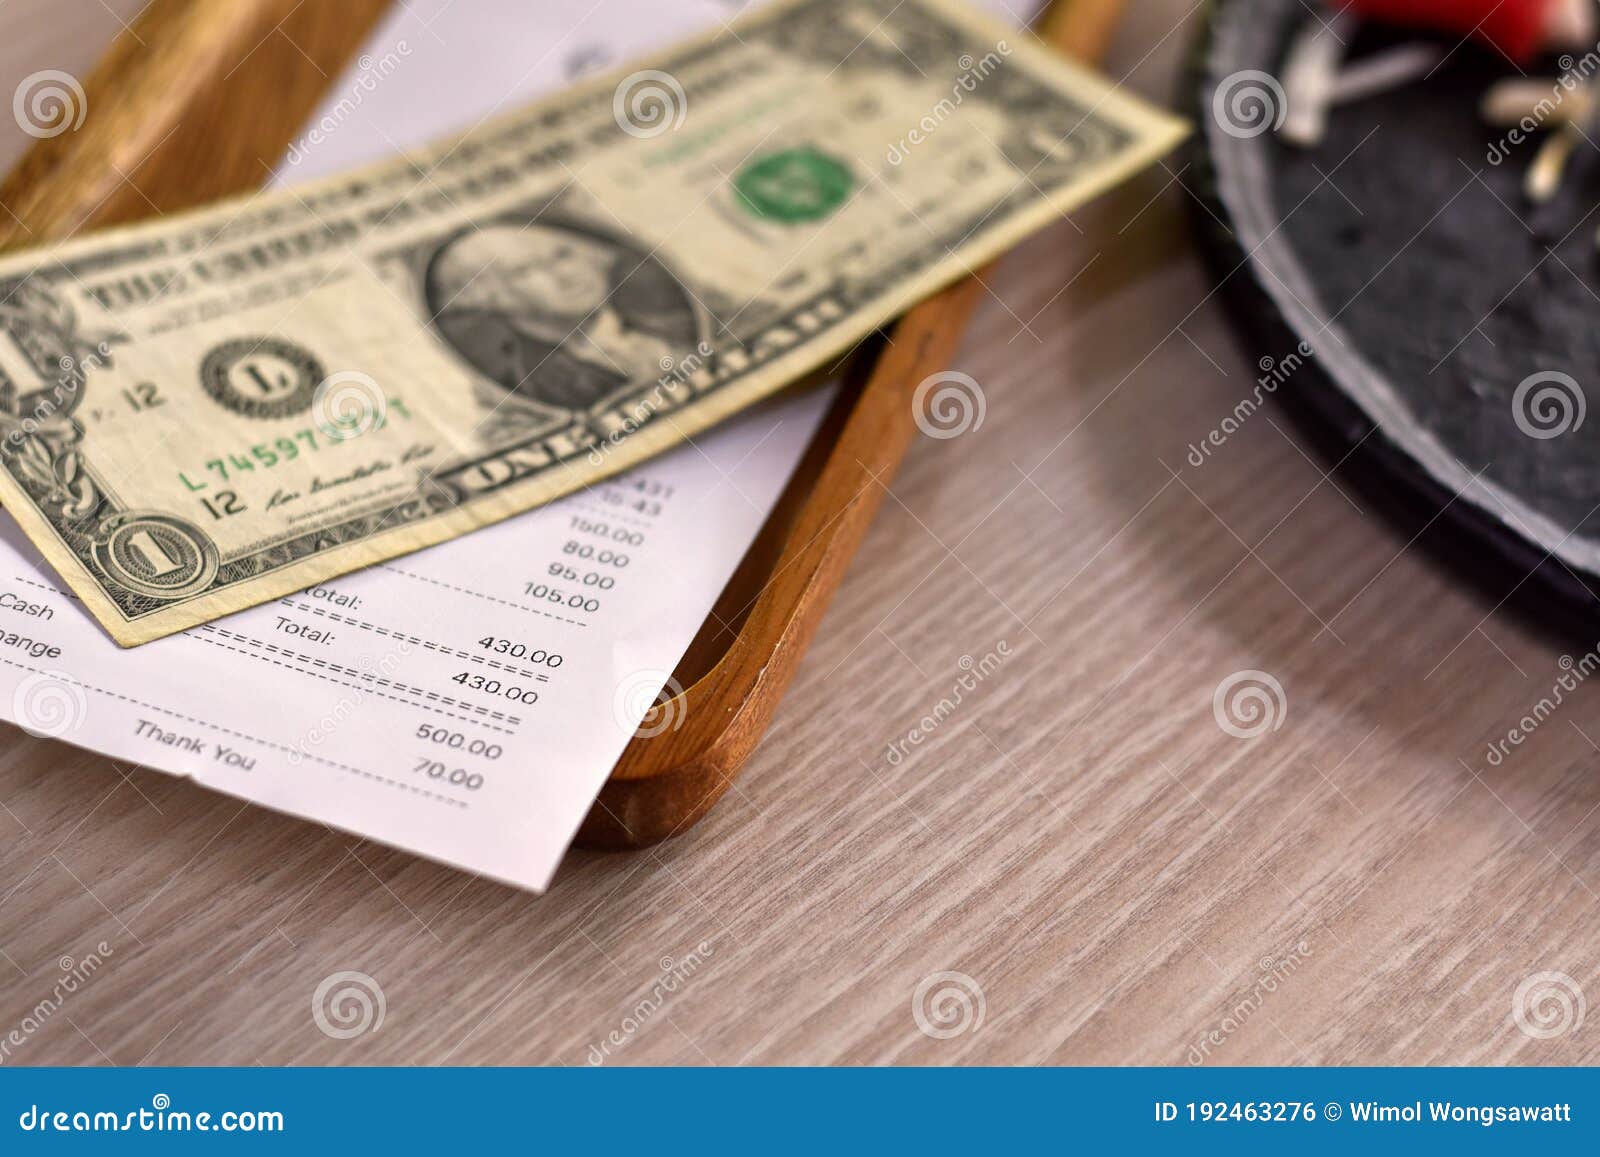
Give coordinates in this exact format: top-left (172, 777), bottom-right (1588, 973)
top-left (1327, 43), bottom-right (1444, 105)
top-left (1527, 124), bottom-right (1581, 202)
top-left (1280, 18), bottom-right (1440, 148)
top-left (1280, 11), bottom-right (1357, 147)
top-left (1481, 78), bottom-right (1593, 128)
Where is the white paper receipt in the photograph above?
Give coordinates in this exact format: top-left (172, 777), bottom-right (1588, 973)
top-left (0, 0), bottom-right (833, 891)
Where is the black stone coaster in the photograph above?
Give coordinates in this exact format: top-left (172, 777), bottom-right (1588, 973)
top-left (1192, 0), bottom-right (1600, 638)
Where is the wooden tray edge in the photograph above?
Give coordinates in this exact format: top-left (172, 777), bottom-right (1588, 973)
top-left (584, 0), bottom-right (1132, 849)
top-left (0, 0), bottom-right (1127, 858)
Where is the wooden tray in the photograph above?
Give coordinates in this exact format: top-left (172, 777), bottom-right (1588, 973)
top-left (0, 0), bottom-right (1122, 851)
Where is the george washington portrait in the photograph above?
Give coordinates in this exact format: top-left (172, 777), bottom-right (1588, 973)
top-left (423, 218), bottom-right (702, 414)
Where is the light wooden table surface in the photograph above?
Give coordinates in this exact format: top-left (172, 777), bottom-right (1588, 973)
top-left (1, 0), bottom-right (1596, 1067)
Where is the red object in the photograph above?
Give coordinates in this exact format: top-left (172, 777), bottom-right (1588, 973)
top-left (1346, 0), bottom-right (1554, 63)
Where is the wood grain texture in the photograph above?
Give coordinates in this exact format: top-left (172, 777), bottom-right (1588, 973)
top-left (0, 0), bottom-right (1123, 851)
top-left (0, 0), bottom-right (389, 249)
top-left (0, 0), bottom-right (149, 179)
top-left (1, 0), bottom-right (1599, 1066)
top-left (588, 0), bottom-right (1131, 848)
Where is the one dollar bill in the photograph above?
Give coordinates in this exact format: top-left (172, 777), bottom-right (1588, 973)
top-left (0, 0), bottom-right (1183, 645)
